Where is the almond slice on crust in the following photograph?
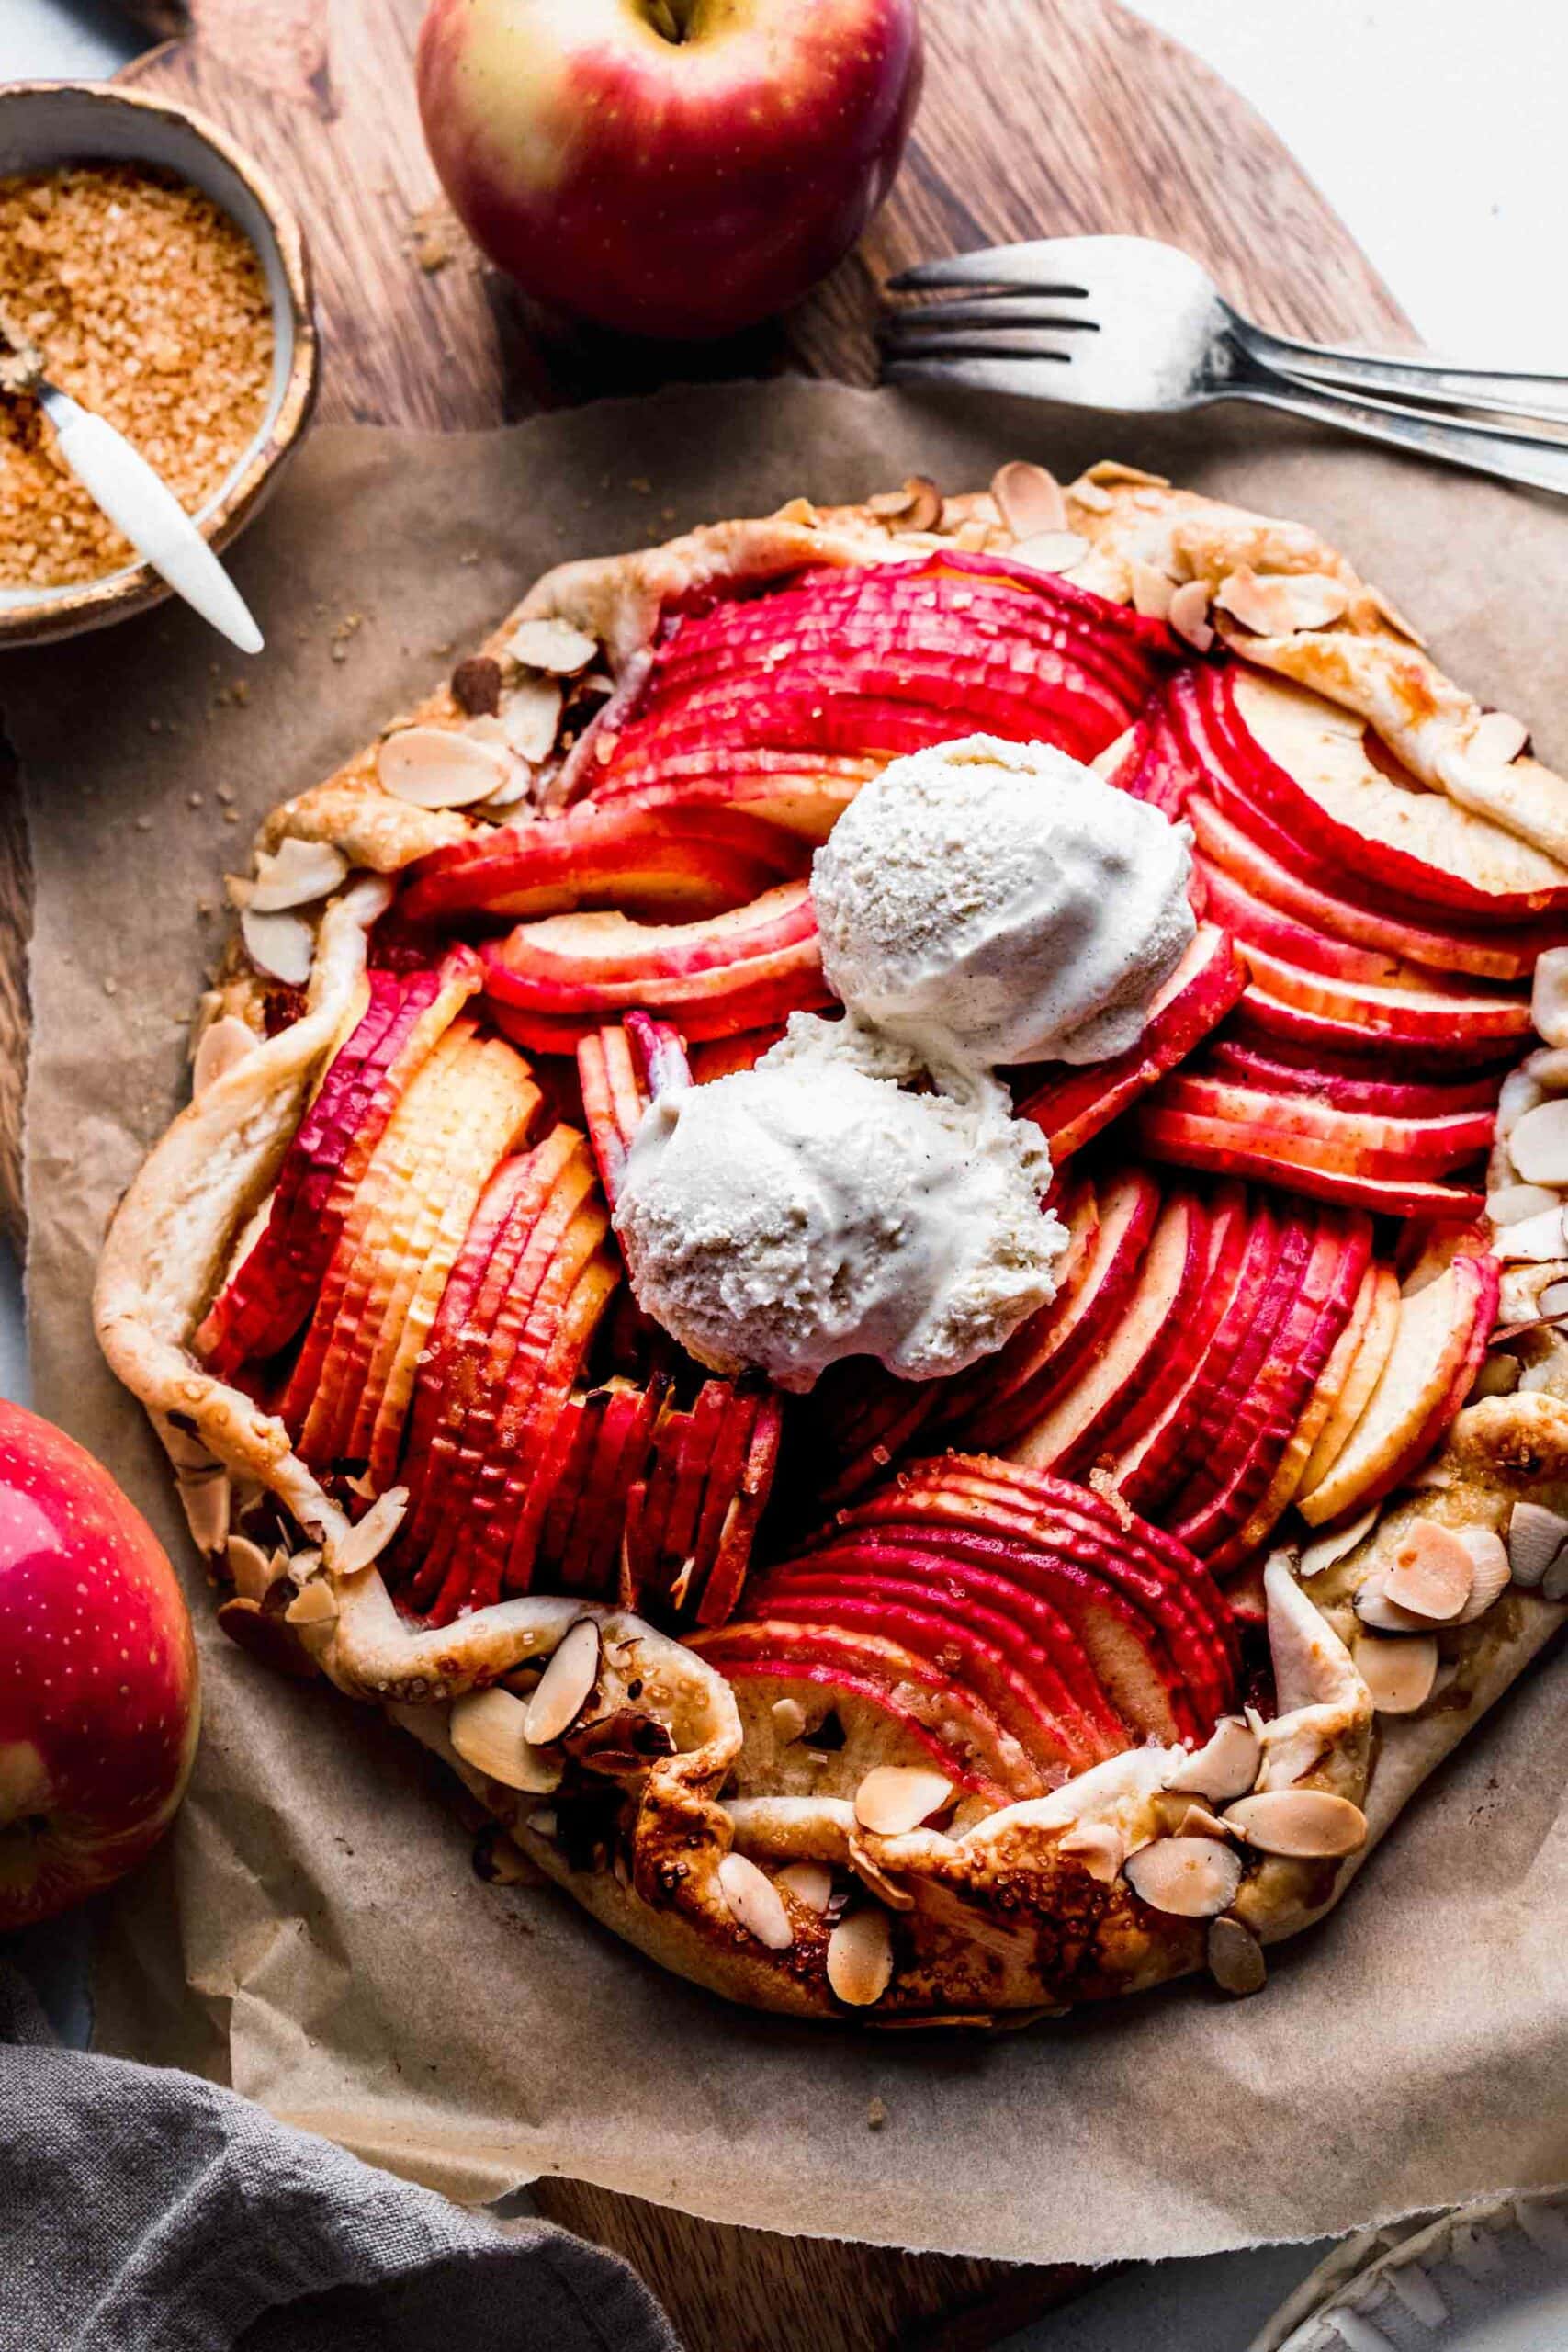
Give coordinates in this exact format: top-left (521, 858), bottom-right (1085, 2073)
top-left (1224, 1790), bottom-right (1367, 1858)
top-left (1123, 1836), bottom-right (1242, 1918)
top-left (990, 460), bottom-right (1067, 540)
top-left (826, 1905), bottom-right (894, 2006)
top-left (854, 1765), bottom-right (953, 1837)
top-left (525, 1617), bottom-right (602, 1746)
top-left (451, 1688), bottom-right (564, 1793)
top-left (378, 726), bottom-right (512, 808)
top-left (717, 1851), bottom-right (795, 1950)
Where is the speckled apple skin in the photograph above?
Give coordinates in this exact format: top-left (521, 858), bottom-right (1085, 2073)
top-left (416, 0), bottom-right (924, 339)
top-left (0, 1400), bottom-right (198, 1928)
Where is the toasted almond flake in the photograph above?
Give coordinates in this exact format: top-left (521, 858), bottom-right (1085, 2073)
top-left (1507, 1499), bottom-right (1568, 1589)
top-left (1224, 1789), bottom-right (1367, 1858)
top-left (177, 1468), bottom-right (230, 1555)
top-left (1299, 1503), bottom-right (1380, 1579)
top-left (479, 763), bottom-right (534, 816)
top-left (193, 1014), bottom-right (257, 1097)
top-left (1057, 1821), bottom-right (1126, 1883)
top-left (249, 837), bottom-right (348, 912)
top-left (1356, 1632), bottom-right (1438, 1714)
top-left (1207, 1914), bottom-right (1267, 1996)
top-left (1542, 1280), bottom-right (1568, 1317)
top-left (507, 616), bottom-right (597, 673)
top-left (1452, 1528), bottom-right (1511, 1621)
top-left (1010, 528), bottom-right (1089, 574)
top-left (1354, 1574), bottom-right (1435, 1635)
top-left (1492, 1205), bottom-right (1568, 1263)
top-left (1173, 1801), bottom-right (1233, 1840)
top-left (1129, 558), bottom-right (1174, 618)
top-left (1213, 566), bottom-right (1295, 636)
top-left (1167, 1715), bottom-right (1262, 1804)
top-left (1498, 1069), bottom-right (1547, 1138)
top-left (525, 1616), bottom-right (601, 1745)
top-left (284, 1577), bottom-right (339, 1628)
top-left (1488, 1183), bottom-right (1561, 1228)
top-left (1384, 1516), bottom-right (1474, 1621)
top-left (826, 1906), bottom-right (894, 2006)
top-left (991, 459), bottom-right (1068, 539)
top-left (1499, 1261), bottom-right (1568, 1325)
top-left (847, 1838), bottom-right (916, 1909)
top-left (502, 675), bottom-right (564, 763)
top-left (1071, 478), bottom-right (1114, 513)
top-left (1168, 579), bottom-right (1214, 651)
top-left (854, 1764), bottom-right (953, 1837)
top-left (717, 1851), bottom-right (795, 1950)
top-left (1507, 1100), bottom-right (1568, 1187)
top-left (898, 474), bottom-right (942, 531)
top-left (1524, 1045), bottom-right (1568, 1091)
top-left (1470, 1352), bottom-right (1522, 1400)
top-left (378, 725), bottom-right (512, 808)
top-left (225, 1533), bottom-right (281, 1603)
top-left (1280, 572), bottom-right (1350, 629)
top-left (1122, 1835), bottom-right (1242, 1917)
top-left (770, 1696), bottom-right (807, 1742)
top-left (333, 1486), bottom-right (408, 1577)
top-left (774, 1860), bottom-right (833, 1913)
top-left (868, 485), bottom-right (917, 518)
top-left (1256, 1724), bottom-right (1327, 1792)
top-left (1469, 709), bottom-right (1529, 769)
top-left (240, 905), bottom-right (314, 986)
top-left (450, 1687), bottom-right (563, 1793)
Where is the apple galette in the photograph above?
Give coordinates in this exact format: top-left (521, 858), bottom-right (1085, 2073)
top-left (96, 460), bottom-right (1568, 2020)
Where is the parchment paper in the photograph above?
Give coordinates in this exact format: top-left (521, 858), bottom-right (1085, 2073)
top-left (6, 379), bottom-right (1568, 2267)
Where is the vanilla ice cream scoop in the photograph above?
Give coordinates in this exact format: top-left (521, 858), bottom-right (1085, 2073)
top-left (613, 1017), bottom-right (1065, 1392)
top-left (811, 734), bottom-right (1196, 1068)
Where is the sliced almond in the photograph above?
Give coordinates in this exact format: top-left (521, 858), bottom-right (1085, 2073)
top-left (525, 1616), bottom-right (601, 1745)
top-left (1543, 1280), bottom-right (1568, 1318)
top-left (1129, 558), bottom-right (1175, 618)
top-left (774, 1860), bottom-right (833, 1914)
top-left (1452, 1527), bottom-right (1511, 1622)
top-left (1383, 1516), bottom-right (1474, 1621)
top-left (1213, 566), bottom-right (1294, 636)
top-left (868, 484), bottom-right (918, 518)
top-left (771, 1696), bottom-right (807, 1742)
top-left (1470, 709), bottom-right (1529, 769)
top-left (240, 906), bottom-right (314, 987)
top-left (847, 1838), bottom-right (915, 1910)
top-left (1278, 573), bottom-right (1350, 630)
top-left (1506, 1499), bottom-right (1568, 1589)
top-left (333, 1486), bottom-right (408, 1577)
top-left (177, 1468), bottom-right (230, 1555)
top-left (378, 725), bottom-right (512, 808)
top-left (1256, 1724), bottom-right (1326, 1792)
top-left (507, 616), bottom-right (597, 674)
top-left (1223, 1789), bottom-right (1368, 1858)
top-left (502, 674), bottom-right (564, 763)
top-left (1011, 528), bottom-right (1089, 575)
top-left (1470, 1352), bottom-right (1522, 1400)
top-left (991, 459), bottom-right (1067, 540)
top-left (1122, 1836), bottom-right (1242, 1918)
top-left (1530, 946), bottom-right (1568, 1048)
top-left (717, 1851), bottom-right (795, 1951)
top-left (479, 763), bottom-right (532, 814)
top-left (1354, 1574), bottom-right (1435, 1635)
top-left (193, 1014), bottom-right (258, 1097)
top-left (1056, 1821), bottom-right (1126, 1883)
top-left (1167, 1715), bottom-right (1262, 1804)
top-left (1491, 1205), bottom-right (1568, 1264)
top-left (826, 1906), bottom-right (894, 2006)
top-left (899, 474), bottom-right (942, 531)
top-left (1299, 1503), bottom-right (1380, 1579)
top-left (225, 1533), bottom-right (282, 1603)
top-left (249, 837), bottom-right (348, 912)
top-left (450, 1687), bottom-right (563, 1793)
top-left (853, 1765), bottom-right (952, 1837)
top-left (1507, 1100), bottom-right (1568, 1188)
top-left (1498, 1069), bottom-right (1547, 1138)
top-left (284, 1578), bottom-right (339, 1628)
top-left (1523, 1043), bottom-right (1568, 1091)
top-left (1168, 579), bottom-right (1214, 651)
top-left (1207, 1914), bottom-right (1267, 1996)
top-left (1487, 1184), bottom-right (1561, 1227)
top-left (1500, 1261), bottom-right (1568, 1326)
top-left (1355, 1632), bottom-right (1438, 1714)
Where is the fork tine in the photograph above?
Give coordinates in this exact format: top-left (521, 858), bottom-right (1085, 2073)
top-left (887, 243), bottom-right (1092, 295)
top-left (884, 355), bottom-right (1083, 404)
top-left (880, 322), bottom-right (1085, 367)
top-left (878, 298), bottom-right (1099, 336)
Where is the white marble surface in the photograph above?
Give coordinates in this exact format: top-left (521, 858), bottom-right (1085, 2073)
top-left (0, 4), bottom-right (1546, 2342)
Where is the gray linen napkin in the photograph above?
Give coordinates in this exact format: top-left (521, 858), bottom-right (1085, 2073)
top-left (0, 1961), bottom-right (681, 2352)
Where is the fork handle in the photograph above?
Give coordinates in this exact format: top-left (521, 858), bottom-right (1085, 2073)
top-left (1230, 361), bottom-right (1568, 501)
top-left (1230, 316), bottom-right (1568, 431)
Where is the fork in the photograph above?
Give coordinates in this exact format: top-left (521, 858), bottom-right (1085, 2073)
top-left (880, 237), bottom-right (1568, 500)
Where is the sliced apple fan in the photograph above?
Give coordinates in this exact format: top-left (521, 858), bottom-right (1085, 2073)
top-left (94, 465), bottom-right (1568, 2022)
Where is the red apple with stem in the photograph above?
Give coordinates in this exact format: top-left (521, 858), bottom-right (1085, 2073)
top-left (0, 1401), bottom-right (197, 1928)
top-left (416, 0), bottom-right (924, 339)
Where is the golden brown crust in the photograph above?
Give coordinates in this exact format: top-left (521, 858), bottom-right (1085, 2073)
top-left (93, 465), bottom-right (1568, 2021)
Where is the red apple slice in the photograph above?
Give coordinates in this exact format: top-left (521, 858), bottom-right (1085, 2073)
top-left (1201, 1037), bottom-right (1503, 1121)
top-left (1221, 1255), bottom-right (1383, 1566)
top-left (693, 1394), bottom-right (784, 1628)
top-left (1296, 1251), bottom-right (1497, 1523)
top-left (1012, 924), bottom-right (1247, 1159)
top-left (1147, 1072), bottom-right (1496, 1175)
top-left (1237, 943), bottom-right (1530, 1053)
top-left (1135, 1099), bottom-right (1488, 1219)
top-left (1089, 1180), bottom-right (1248, 1471)
top-left (399, 802), bottom-right (803, 926)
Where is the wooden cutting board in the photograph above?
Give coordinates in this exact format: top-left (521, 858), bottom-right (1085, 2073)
top-left (6, 3), bottom-right (1410, 2341)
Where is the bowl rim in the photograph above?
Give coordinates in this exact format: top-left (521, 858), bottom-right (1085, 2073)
top-left (0, 78), bottom-right (320, 649)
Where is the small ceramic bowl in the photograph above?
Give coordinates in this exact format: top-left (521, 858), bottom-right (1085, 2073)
top-left (0, 81), bottom-right (319, 648)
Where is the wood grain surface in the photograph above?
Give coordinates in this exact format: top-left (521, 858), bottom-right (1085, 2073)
top-left (8, 3), bottom-right (1410, 2341)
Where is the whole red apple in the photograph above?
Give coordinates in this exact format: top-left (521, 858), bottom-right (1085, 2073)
top-left (0, 1401), bottom-right (197, 1928)
top-left (416, 0), bottom-right (923, 339)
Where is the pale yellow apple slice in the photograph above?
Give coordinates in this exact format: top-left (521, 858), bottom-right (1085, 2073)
top-left (1296, 1261), bottom-right (1401, 1502)
top-left (1297, 1257), bottom-right (1484, 1525)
